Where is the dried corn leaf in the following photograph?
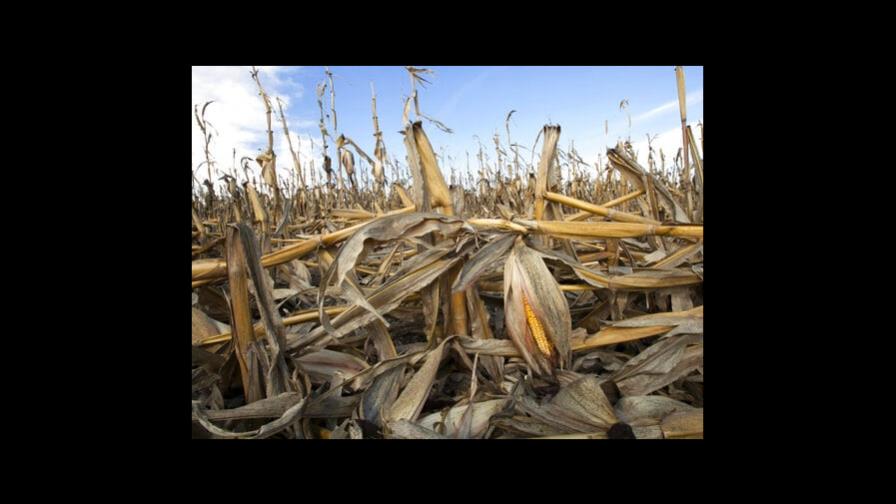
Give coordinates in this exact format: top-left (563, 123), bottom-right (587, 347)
top-left (302, 385), bottom-right (362, 419)
top-left (318, 212), bottom-right (463, 332)
top-left (272, 288), bottom-right (300, 300)
top-left (366, 319), bottom-right (398, 360)
top-left (328, 212), bottom-right (462, 290)
top-left (192, 346), bottom-right (226, 371)
top-left (614, 395), bottom-right (697, 425)
top-left (385, 420), bottom-right (449, 439)
top-left (465, 286), bottom-right (503, 382)
top-left (612, 333), bottom-right (702, 396)
top-left (386, 336), bottom-right (453, 422)
top-left (192, 396), bottom-right (305, 439)
top-left (296, 349), bottom-right (370, 391)
top-left (456, 337), bottom-right (520, 356)
top-left (452, 233), bottom-right (515, 293)
top-left (550, 375), bottom-right (618, 429)
top-left (514, 394), bottom-right (601, 434)
top-left (611, 306), bottom-right (703, 326)
top-left (192, 308), bottom-right (220, 345)
top-left (359, 365), bottom-right (404, 428)
top-left (492, 415), bottom-right (565, 437)
top-left (418, 398), bottom-right (508, 439)
top-left (296, 255), bottom-right (460, 349)
top-left (192, 392), bottom-right (302, 422)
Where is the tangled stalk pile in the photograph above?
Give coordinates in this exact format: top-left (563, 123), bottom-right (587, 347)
top-left (192, 66), bottom-right (703, 439)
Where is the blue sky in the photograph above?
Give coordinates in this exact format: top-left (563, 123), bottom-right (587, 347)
top-left (192, 66), bottom-right (702, 188)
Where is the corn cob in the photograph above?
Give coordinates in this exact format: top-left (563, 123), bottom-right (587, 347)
top-left (524, 295), bottom-right (553, 357)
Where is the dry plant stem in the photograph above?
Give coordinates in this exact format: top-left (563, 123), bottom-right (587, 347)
top-left (654, 240), bottom-right (703, 269)
top-left (251, 68), bottom-right (279, 222)
top-left (194, 102), bottom-right (215, 199)
top-left (246, 183), bottom-right (266, 226)
top-left (573, 325), bottom-right (674, 351)
top-left (370, 82), bottom-right (387, 206)
top-left (400, 126), bottom-right (439, 340)
top-left (644, 173), bottom-right (661, 224)
top-left (411, 122), bottom-right (452, 209)
top-left (466, 218), bottom-right (529, 234)
top-left (600, 189), bottom-right (646, 208)
top-left (449, 263), bottom-right (468, 336)
top-left (276, 97), bottom-right (306, 192)
top-left (254, 70), bottom-right (275, 167)
top-left (316, 81), bottom-right (332, 194)
top-left (235, 223), bottom-right (293, 397)
top-left (506, 110), bottom-right (520, 178)
top-left (192, 206), bottom-right (206, 241)
top-left (687, 126), bottom-right (703, 223)
top-left (225, 226), bottom-right (260, 402)
top-left (393, 184), bottom-right (414, 208)
top-left (534, 125), bottom-right (561, 225)
top-left (699, 122), bottom-right (703, 152)
top-left (404, 126), bottom-right (430, 212)
top-left (192, 205), bottom-right (416, 282)
top-left (643, 173), bottom-right (667, 253)
top-left (409, 121), bottom-right (467, 336)
top-left (196, 306), bottom-right (349, 347)
top-left (326, 67), bottom-right (337, 134)
top-left (565, 190), bottom-right (647, 221)
top-left (445, 225), bottom-right (467, 338)
top-left (544, 191), bottom-right (659, 225)
top-left (325, 69), bottom-right (346, 206)
top-left (518, 220), bottom-right (703, 239)
top-left (675, 66), bottom-right (692, 217)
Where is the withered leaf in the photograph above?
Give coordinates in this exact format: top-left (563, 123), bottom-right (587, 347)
top-left (386, 336), bottom-right (454, 422)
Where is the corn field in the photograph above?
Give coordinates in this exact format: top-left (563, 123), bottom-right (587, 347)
top-left (191, 66), bottom-right (703, 439)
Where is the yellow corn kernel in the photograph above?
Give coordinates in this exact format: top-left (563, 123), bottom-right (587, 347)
top-left (524, 296), bottom-right (553, 357)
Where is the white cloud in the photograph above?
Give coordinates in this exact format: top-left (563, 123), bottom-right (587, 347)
top-left (629, 121), bottom-right (703, 169)
top-left (632, 89), bottom-right (703, 123)
top-left (191, 66), bottom-right (315, 191)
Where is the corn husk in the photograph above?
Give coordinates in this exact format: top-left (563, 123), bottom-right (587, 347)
top-left (503, 238), bottom-right (572, 376)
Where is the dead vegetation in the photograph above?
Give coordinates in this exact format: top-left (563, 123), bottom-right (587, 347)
top-left (191, 66), bottom-right (703, 439)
